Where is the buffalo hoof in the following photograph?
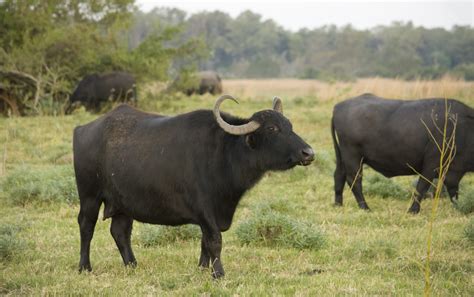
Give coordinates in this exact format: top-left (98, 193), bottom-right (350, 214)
top-left (125, 260), bottom-right (137, 268)
top-left (79, 264), bottom-right (92, 273)
top-left (211, 270), bottom-right (225, 279)
top-left (408, 206), bottom-right (420, 214)
top-left (358, 203), bottom-right (371, 211)
top-left (334, 202), bottom-right (343, 207)
top-left (198, 261), bottom-right (210, 269)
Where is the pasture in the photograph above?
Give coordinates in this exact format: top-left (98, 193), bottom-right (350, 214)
top-left (1, 78), bottom-right (473, 296)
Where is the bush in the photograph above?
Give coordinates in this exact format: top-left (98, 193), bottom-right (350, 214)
top-left (464, 218), bottom-right (474, 244)
top-left (138, 224), bottom-right (201, 247)
top-left (364, 174), bottom-right (409, 199)
top-left (235, 210), bottom-right (325, 250)
top-left (2, 165), bottom-right (77, 205)
top-left (455, 186), bottom-right (474, 214)
top-left (0, 224), bottom-right (25, 261)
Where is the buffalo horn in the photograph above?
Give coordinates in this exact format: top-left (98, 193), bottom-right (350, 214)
top-left (213, 94), bottom-right (260, 135)
top-left (272, 96), bottom-right (283, 113)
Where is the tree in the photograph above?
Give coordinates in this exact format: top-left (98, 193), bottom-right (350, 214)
top-left (0, 0), bottom-right (201, 115)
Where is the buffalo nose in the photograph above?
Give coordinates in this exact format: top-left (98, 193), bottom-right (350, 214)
top-left (301, 147), bottom-right (315, 161)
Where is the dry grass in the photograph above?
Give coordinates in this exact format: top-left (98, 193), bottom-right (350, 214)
top-left (223, 77), bottom-right (474, 101)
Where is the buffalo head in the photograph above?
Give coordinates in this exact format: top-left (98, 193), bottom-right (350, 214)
top-left (214, 95), bottom-right (314, 171)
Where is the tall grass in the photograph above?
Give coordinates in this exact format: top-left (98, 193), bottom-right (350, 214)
top-left (223, 77), bottom-right (474, 102)
top-left (420, 99), bottom-right (458, 297)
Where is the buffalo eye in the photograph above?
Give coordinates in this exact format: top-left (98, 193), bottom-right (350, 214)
top-left (266, 125), bottom-right (279, 133)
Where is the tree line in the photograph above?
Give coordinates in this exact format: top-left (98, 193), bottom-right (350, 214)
top-left (132, 7), bottom-right (474, 81)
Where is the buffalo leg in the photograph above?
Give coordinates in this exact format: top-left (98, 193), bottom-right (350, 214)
top-left (78, 197), bottom-right (101, 272)
top-left (334, 160), bottom-right (346, 206)
top-left (344, 156), bottom-right (369, 210)
top-left (444, 172), bottom-right (463, 204)
top-left (198, 235), bottom-right (210, 268)
top-left (408, 175), bottom-right (435, 214)
top-left (200, 226), bottom-right (224, 278)
top-left (110, 214), bottom-right (137, 267)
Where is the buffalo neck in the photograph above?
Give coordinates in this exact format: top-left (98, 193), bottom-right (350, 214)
top-left (210, 132), bottom-right (266, 230)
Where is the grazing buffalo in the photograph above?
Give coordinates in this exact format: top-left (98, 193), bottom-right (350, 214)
top-left (67, 72), bottom-right (136, 113)
top-left (73, 95), bottom-right (314, 278)
top-left (170, 71), bottom-right (223, 95)
top-left (331, 93), bottom-right (474, 213)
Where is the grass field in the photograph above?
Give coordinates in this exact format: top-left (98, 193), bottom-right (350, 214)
top-left (1, 78), bottom-right (473, 296)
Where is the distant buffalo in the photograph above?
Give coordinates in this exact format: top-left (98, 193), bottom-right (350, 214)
top-left (170, 71), bottom-right (223, 96)
top-left (66, 72), bottom-right (136, 113)
top-left (73, 95), bottom-right (314, 278)
top-left (332, 93), bottom-right (474, 213)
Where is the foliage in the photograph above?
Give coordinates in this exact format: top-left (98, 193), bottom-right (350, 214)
top-left (133, 9), bottom-right (474, 80)
top-left (235, 208), bottom-right (326, 250)
top-left (0, 1), bottom-right (203, 116)
top-left (0, 223), bottom-right (25, 261)
top-left (2, 165), bottom-right (77, 205)
top-left (138, 224), bottom-right (201, 247)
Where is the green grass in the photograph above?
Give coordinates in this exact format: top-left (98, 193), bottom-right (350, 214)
top-left (2, 164), bottom-right (77, 205)
top-left (0, 223), bottom-right (26, 261)
top-left (0, 91), bottom-right (473, 295)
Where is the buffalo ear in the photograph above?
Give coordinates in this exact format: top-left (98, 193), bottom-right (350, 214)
top-left (272, 96), bottom-right (283, 114)
top-left (245, 134), bottom-right (257, 149)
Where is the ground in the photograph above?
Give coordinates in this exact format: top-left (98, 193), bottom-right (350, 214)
top-left (1, 78), bottom-right (473, 296)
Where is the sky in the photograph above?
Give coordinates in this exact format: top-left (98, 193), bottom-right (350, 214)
top-left (136, 0), bottom-right (473, 31)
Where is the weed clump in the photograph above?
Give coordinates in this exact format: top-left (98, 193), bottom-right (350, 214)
top-left (235, 209), bottom-right (325, 250)
top-left (464, 218), bottom-right (474, 244)
top-left (138, 224), bottom-right (201, 247)
top-left (2, 165), bottom-right (77, 205)
top-left (0, 224), bottom-right (25, 261)
top-left (364, 174), bottom-right (409, 199)
top-left (455, 187), bottom-right (474, 214)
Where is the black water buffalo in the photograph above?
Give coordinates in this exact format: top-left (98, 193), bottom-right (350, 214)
top-left (331, 93), bottom-right (474, 213)
top-left (67, 72), bottom-right (136, 113)
top-left (191, 71), bottom-right (223, 95)
top-left (73, 95), bottom-right (314, 278)
top-left (170, 71), bottom-right (223, 95)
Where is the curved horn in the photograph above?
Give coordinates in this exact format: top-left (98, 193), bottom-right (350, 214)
top-left (272, 96), bottom-right (283, 113)
top-left (213, 94), bottom-right (260, 135)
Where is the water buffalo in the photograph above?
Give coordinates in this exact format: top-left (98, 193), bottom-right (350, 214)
top-left (331, 93), bottom-right (474, 213)
top-left (73, 95), bottom-right (314, 278)
top-left (170, 71), bottom-right (223, 95)
top-left (67, 72), bottom-right (136, 113)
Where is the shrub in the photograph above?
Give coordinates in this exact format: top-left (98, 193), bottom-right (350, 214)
top-left (0, 224), bottom-right (25, 261)
top-left (464, 218), bottom-right (474, 244)
top-left (235, 210), bottom-right (325, 250)
top-left (138, 224), bottom-right (201, 247)
top-left (455, 186), bottom-right (474, 214)
top-left (2, 165), bottom-right (77, 205)
top-left (364, 174), bottom-right (409, 199)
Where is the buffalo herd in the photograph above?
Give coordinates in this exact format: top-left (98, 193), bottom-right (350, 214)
top-left (72, 77), bottom-right (473, 277)
top-left (66, 70), bottom-right (222, 113)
